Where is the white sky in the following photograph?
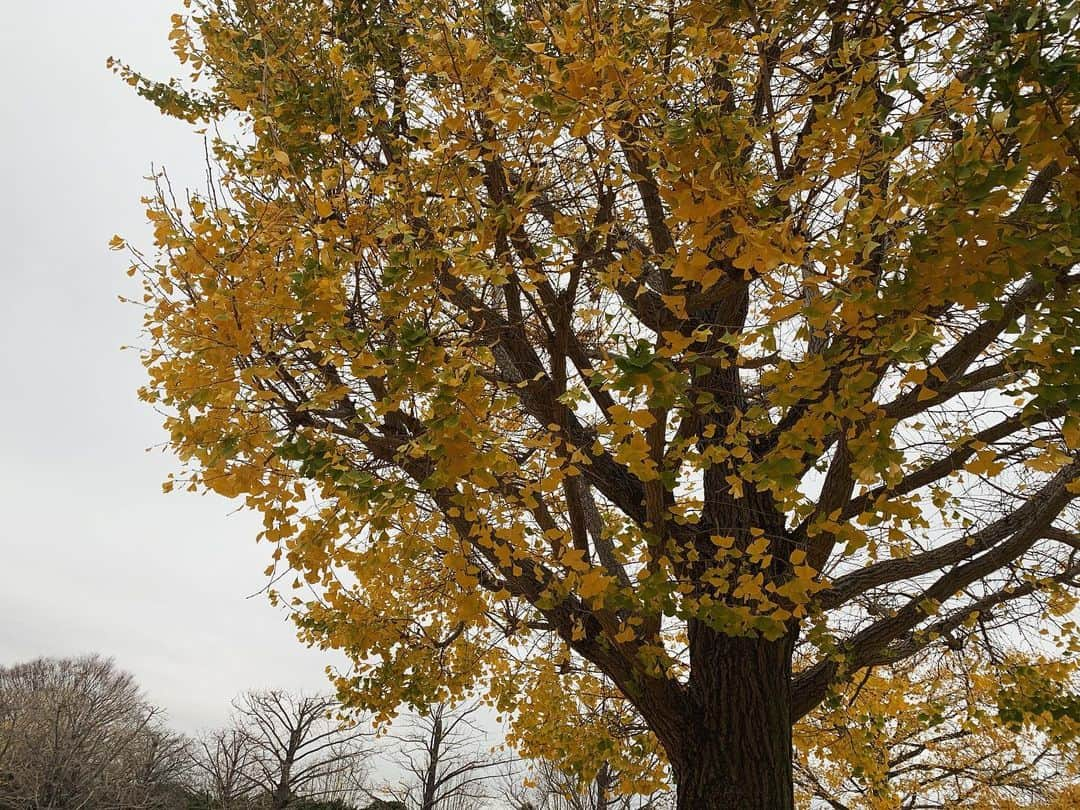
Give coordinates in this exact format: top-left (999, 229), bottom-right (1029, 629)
top-left (0, 0), bottom-right (342, 735)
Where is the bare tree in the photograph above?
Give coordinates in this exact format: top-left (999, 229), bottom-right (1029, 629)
top-left (230, 691), bottom-right (370, 809)
top-left (0, 655), bottom-right (190, 810)
top-left (382, 702), bottom-right (506, 810)
top-left (189, 726), bottom-right (259, 809)
top-left (117, 725), bottom-right (193, 809)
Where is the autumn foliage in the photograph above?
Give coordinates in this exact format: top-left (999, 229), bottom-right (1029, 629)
top-left (114, 0), bottom-right (1080, 805)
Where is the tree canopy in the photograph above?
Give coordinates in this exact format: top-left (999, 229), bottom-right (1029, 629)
top-left (114, 0), bottom-right (1080, 805)
top-left (0, 656), bottom-right (189, 810)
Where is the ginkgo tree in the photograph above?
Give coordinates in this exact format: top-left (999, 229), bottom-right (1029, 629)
top-left (114, 0), bottom-right (1080, 805)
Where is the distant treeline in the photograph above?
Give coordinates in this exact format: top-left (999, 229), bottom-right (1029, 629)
top-left (0, 655), bottom-right (649, 810)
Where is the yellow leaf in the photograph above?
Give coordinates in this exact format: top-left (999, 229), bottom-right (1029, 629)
top-left (746, 535), bottom-right (770, 559)
top-left (579, 568), bottom-right (612, 600)
top-left (965, 449), bottom-right (1005, 477)
top-left (661, 330), bottom-right (697, 354)
top-left (1064, 416), bottom-right (1080, 450)
top-left (561, 547), bottom-right (589, 572)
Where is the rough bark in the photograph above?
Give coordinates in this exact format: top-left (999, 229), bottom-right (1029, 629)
top-left (669, 625), bottom-right (796, 810)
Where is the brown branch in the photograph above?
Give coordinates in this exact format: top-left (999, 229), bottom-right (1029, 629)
top-left (794, 458), bottom-right (1080, 719)
top-left (816, 452), bottom-right (1077, 612)
top-left (837, 403), bottom-right (1067, 524)
top-left (616, 118), bottom-right (675, 262)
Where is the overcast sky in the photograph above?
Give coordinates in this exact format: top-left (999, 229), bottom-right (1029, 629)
top-left (0, 0), bottom-right (343, 735)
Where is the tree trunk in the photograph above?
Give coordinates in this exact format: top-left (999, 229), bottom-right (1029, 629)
top-left (668, 623), bottom-right (796, 810)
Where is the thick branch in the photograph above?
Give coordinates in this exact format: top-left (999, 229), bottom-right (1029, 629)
top-left (794, 458), bottom-right (1079, 718)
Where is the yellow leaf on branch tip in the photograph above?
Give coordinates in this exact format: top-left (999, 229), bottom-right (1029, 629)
top-left (273, 150), bottom-right (290, 165)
